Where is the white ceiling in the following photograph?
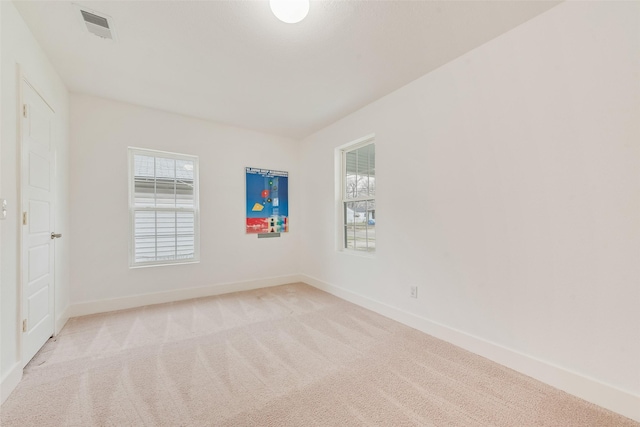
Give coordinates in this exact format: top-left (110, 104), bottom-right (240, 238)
top-left (14, 0), bottom-right (559, 139)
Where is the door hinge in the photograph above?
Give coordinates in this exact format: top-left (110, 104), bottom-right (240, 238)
top-left (23, 211), bottom-right (27, 225)
top-left (22, 319), bottom-right (27, 332)
top-left (23, 104), bottom-right (28, 118)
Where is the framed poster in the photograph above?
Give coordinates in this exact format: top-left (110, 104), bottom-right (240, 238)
top-left (246, 167), bottom-right (289, 234)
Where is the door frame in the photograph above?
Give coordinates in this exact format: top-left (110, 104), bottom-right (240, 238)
top-left (17, 65), bottom-right (57, 367)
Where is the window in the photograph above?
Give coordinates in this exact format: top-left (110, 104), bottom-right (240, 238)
top-left (341, 139), bottom-right (375, 252)
top-left (128, 148), bottom-right (199, 267)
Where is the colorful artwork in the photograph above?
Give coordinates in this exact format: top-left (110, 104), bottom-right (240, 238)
top-left (246, 167), bottom-right (289, 234)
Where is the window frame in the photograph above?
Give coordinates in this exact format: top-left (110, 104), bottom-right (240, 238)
top-left (128, 147), bottom-right (200, 268)
top-left (339, 135), bottom-right (376, 254)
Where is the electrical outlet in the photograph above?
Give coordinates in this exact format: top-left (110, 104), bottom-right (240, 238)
top-left (410, 285), bottom-right (418, 298)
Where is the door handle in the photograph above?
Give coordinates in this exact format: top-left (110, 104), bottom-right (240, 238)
top-left (51, 232), bottom-right (62, 239)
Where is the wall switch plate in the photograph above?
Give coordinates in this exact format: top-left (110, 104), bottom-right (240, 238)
top-left (0, 199), bottom-right (7, 220)
top-left (410, 285), bottom-right (418, 298)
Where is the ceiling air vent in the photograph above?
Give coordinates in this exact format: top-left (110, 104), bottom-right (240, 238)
top-left (78, 7), bottom-right (116, 40)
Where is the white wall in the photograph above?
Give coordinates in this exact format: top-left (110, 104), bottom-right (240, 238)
top-left (69, 94), bottom-right (299, 310)
top-left (1, 1), bottom-right (70, 401)
top-left (299, 0), bottom-right (639, 419)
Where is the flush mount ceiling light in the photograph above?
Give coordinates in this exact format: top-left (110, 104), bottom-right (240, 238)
top-left (270, 0), bottom-right (309, 24)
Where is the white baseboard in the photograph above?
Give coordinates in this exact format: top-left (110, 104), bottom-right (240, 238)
top-left (1, 362), bottom-right (23, 405)
top-left (69, 274), bottom-right (303, 318)
top-left (1, 309), bottom-right (70, 404)
top-left (301, 274), bottom-right (640, 423)
top-left (55, 305), bottom-right (71, 335)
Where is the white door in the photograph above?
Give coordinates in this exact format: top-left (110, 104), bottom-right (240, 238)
top-left (21, 78), bottom-right (56, 366)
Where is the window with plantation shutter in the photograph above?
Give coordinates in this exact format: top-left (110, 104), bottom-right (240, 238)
top-left (128, 148), bottom-right (200, 267)
top-left (341, 138), bottom-right (375, 253)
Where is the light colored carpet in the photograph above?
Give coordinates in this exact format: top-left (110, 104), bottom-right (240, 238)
top-left (1, 283), bottom-right (636, 426)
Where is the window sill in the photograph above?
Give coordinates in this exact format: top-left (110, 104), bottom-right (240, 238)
top-left (129, 260), bottom-right (200, 269)
top-left (337, 249), bottom-right (376, 259)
